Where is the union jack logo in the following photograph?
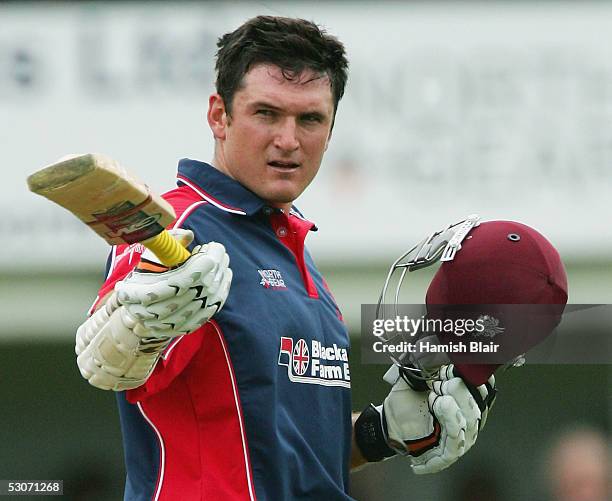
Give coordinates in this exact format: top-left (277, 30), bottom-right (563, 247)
top-left (277, 337), bottom-right (350, 388)
top-left (292, 339), bottom-right (310, 375)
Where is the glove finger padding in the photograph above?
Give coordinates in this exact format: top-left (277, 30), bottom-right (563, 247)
top-left (440, 364), bottom-right (497, 431)
top-left (207, 267), bottom-right (232, 315)
top-left (115, 241), bottom-right (232, 337)
top-left (125, 288), bottom-right (199, 321)
top-left (477, 374), bottom-right (497, 429)
top-left (140, 252), bottom-right (230, 335)
top-left (430, 378), bottom-right (480, 450)
top-left (428, 393), bottom-right (466, 443)
top-left (116, 249), bottom-right (219, 305)
top-left (143, 298), bottom-right (216, 334)
top-left (410, 394), bottom-right (467, 475)
top-left (124, 254), bottom-right (230, 323)
top-left (76, 303), bottom-right (171, 391)
top-left (193, 243), bottom-right (229, 287)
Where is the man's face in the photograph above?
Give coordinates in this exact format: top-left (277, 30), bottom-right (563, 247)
top-left (208, 64), bottom-right (335, 210)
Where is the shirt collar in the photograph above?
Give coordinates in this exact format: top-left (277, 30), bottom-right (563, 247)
top-left (176, 158), bottom-right (267, 216)
top-left (176, 158), bottom-right (317, 231)
top-left (175, 159), bottom-right (317, 229)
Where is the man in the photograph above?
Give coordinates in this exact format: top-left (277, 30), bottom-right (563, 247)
top-left (545, 427), bottom-right (610, 501)
top-left (75, 16), bottom-right (489, 500)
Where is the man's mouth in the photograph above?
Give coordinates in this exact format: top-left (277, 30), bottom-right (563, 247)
top-left (268, 160), bottom-right (300, 170)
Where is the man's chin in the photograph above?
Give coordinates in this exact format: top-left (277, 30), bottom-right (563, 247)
top-left (270, 197), bottom-right (299, 208)
top-left (264, 189), bottom-right (303, 208)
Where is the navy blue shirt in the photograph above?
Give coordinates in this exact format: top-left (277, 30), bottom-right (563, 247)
top-left (100, 160), bottom-right (354, 500)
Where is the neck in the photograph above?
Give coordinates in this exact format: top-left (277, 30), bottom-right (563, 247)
top-left (210, 143), bottom-right (231, 178)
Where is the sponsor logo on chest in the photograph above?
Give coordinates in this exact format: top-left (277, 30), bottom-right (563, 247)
top-left (258, 269), bottom-right (287, 289)
top-left (278, 337), bottom-right (351, 387)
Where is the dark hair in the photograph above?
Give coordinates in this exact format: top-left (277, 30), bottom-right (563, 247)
top-left (215, 16), bottom-right (348, 117)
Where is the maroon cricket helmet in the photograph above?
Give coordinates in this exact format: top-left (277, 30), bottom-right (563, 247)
top-left (425, 220), bottom-right (568, 385)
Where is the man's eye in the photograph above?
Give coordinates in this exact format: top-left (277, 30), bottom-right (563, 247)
top-left (256, 109), bottom-right (274, 117)
top-left (301, 115), bottom-right (323, 124)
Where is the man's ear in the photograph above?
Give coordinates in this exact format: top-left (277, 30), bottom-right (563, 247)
top-left (207, 93), bottom-right (228, 140)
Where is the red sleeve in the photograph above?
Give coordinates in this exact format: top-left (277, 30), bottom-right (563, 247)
top-left (88, 242), bottom-right (145, 314)
top-left (88, 185), bottom-right (209, 401)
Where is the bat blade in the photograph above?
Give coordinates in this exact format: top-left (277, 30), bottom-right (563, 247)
top-left (27, 153), bottom-right (190, 267)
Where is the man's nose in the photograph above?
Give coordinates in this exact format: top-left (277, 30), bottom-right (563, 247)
top-left (273, 119), bottom-right (300, 152)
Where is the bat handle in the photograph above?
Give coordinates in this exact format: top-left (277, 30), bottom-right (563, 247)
top-left (142, 230), bottom-right (191, 267)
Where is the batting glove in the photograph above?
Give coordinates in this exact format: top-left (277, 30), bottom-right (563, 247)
top-left (76, 230), bottom-right (232, 390)
top-left (115, 229), bottom-right (232, 337)
top-left (76, 292), bottom-right (173, 390)
top-left (354, 364), bottom-right (496, 474)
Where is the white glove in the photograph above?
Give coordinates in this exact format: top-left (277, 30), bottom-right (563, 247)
top-left (115, 231), bottom-right (232, 337)
top-left (432, 364), bottom-right (497, 431)
top-left (75, 292), bottom-right (172, 391)
top-left (354, 364), bottom-right (496, 474)
top-left (385, 364), bottom-right (496, 474)
top-left (76, 230), bottom-right (233, 390)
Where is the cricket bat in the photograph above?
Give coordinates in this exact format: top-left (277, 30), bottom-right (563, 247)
top-left (27, 153), bottom-right (191, 267)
